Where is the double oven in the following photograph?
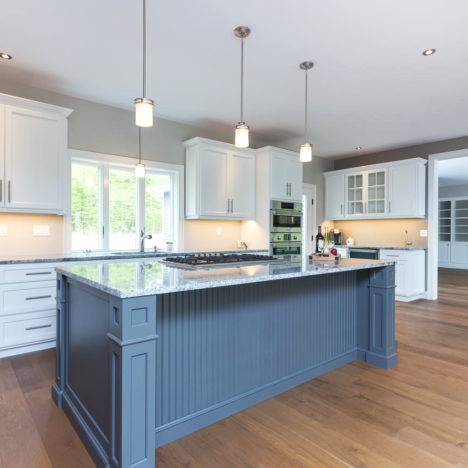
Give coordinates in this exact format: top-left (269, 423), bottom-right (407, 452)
top-left (270, 200), bottom-right (303, 256)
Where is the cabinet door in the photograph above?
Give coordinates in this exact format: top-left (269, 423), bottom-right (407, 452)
top-left (388, 163), bottom-right (424, 217)
top-left (394, 260), bottom-right (407, 297)
top-left (0, 104), bottom-right (4, 207)
top-left (199, 146), bottom-right (229, 217)
top-left (4, 105), bottom-right (64, 211)
top-left (270, 154), bottom-right (288, 200)
top-left (438, 242), bottom-right (451, 264)
top-left (345, 172), bottom-right (365, 216)
top-left (450, 243), bottom-right (468, 265)
top-left (287, 159), bottom-right (303, 202)
top-left (324, 173), bottom-right (345, 219)
top-left (228, 151), bottom-right (255, 219)
top-left (366, 169), bottom-right (387, 216)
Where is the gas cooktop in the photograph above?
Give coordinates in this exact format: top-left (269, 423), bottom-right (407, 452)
top-left (159, 253), bottom-right (278, 269)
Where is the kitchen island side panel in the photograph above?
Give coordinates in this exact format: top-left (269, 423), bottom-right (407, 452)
top-left (154, 271), bottom-right (358, 445)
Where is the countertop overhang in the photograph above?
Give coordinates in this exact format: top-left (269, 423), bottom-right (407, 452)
top-left (56, 257), bottom-right (394, 298)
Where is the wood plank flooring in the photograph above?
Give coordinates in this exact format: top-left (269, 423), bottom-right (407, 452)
top-left (0, 268), bottom-right (467, 467)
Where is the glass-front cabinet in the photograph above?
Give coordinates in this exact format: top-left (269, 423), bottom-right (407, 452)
top-left (454, 199), bottom-right (468, 243)
top-left (346, 169), bottom-right (387, 217)
top-left (439, 200), bottom-right (451, 242)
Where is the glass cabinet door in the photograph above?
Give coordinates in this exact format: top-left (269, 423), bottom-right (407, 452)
top-left (367, 170), bottom-right (386, 214)
top-left (346, 173), bottom-right (364, 215)
top-left (439, 200), bottom-right (451, 242)
top-left (454, 199), bottom-right (468, 242)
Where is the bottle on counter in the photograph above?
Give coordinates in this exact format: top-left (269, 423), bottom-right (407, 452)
top-left (316, 226), bottom-right (324, 253)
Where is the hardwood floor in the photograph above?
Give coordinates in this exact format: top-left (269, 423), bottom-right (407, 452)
top-left (1, 268), bottom-right (467, 467)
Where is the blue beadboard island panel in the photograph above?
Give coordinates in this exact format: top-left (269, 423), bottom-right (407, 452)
top-left (52, 258), bottom-right (397, 468)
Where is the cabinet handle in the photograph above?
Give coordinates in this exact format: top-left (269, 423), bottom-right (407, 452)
top-left (341, 204), bottom-right (343, 216)
top-left (0, 180), bottom-right (2, 203)
top-left (389, 201), bottom-right (391, 213)
top-left (25, 295), bottom-right (52, 301)
top-left (26, 324), bottom-right (52, 331)
top-left (227, 199), bottom-right (230, 213)
top-left (26, 271), bottom-right (52, 276)
top-left (8, 181), bottom-right (11, 203)
top-left (231, 199), bottom-right (234, 213)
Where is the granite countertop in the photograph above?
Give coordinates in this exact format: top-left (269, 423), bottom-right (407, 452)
top-left (56, 257), bottom-right (393, 299)
top-left (335, 245), bottom-right (427, 251)
top-left (0, 249), bottom-right (268, 265)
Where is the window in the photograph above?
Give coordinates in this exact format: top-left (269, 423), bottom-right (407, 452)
top-left (71, 153), bottom-right (180, 252)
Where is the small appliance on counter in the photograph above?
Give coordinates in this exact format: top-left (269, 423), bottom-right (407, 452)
top-left (332, 229), bottom-right (342, 245)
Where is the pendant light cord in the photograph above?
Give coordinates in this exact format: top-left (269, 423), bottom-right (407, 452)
top-left (304, 68), bottom-right (308, 142)
top-left (240, 37), bottom-right (244, 123)
top-left (138, 127), bottom-right (142, 164)
top-left (142, 0), bottom-right (147, 97)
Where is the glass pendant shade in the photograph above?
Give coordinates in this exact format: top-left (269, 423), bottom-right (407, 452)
top-left (235, 123), bottom-right (250, 148)
top-left (299, 143), bottom-right (313, 163)
top-left (135, 163), bottom-right (145, 178)
top-left (135, 98), bottom-right (154, 127)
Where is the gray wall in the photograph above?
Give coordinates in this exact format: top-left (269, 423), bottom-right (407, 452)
top-left (439, 183), bottom-right (468, 198)
top-left (333, 135), bottom-right (468, 170)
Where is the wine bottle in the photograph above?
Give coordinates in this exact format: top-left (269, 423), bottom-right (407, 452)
top-left (316, 226), bottom-right (324, 252)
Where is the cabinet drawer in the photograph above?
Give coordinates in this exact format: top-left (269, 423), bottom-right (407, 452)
top-left (379, 250), bottom-right (409, 261)
top-left (0, 281), bottom-right (56, 315)
top-left (1, 266), bottom-right (56, 284)
top-left (0, 310), bottom-right (56, 349)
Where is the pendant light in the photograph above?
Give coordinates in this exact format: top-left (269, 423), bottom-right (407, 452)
top-left (299, 61), bottom-right (314, 163)
top-left (134, 0), bottom-right (154, 127)
top-left (135, 127), bottom-right (145, 178)
top-left (234, 26), bottom-right (251, 148)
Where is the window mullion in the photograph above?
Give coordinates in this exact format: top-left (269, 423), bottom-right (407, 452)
top-left (101, 165), bottom-right (110, 251)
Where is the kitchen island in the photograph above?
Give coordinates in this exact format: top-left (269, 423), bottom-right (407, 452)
top-left (53, 257), bottom-right (397, 468)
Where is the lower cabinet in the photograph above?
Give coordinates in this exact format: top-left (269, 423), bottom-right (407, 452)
top-left (379, 250), bottom-right (426, 301)
top-left (0, 263), bottom-right (58, 358)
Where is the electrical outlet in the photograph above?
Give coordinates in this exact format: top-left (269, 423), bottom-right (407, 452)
top-left (0, 225), bottom-right (8, 236)
top-left (33, 225), bottom-right (51, 237)
top-left (420, 229), bottom-right (428, 238)
top-left (217, 227), bottom-right (222, 236)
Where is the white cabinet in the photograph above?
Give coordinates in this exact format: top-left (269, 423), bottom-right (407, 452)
top-left (380, 249), bottom-right (426, 301)
top-left (388, 162), bottom-right (426, 217)
top-left (184, 137), bottom-right (255, 220)
top-left (0, 95), bottom-right (72, 214)
top-left (438, 198), bottom-right (468, 269)
top-left (324, 158), bottom-right (426, 220)
top-left (335, 246), bottom-right (348, 258)
top-left (324, 173), bottom-right (345, 219)
top-left (270, 149), bottom-right (303, 202)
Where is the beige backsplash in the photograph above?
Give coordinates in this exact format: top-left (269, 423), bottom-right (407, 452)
top-left (183, 219), bottom-right (242, 251)
top-left (0, 213), bottom-right (65, 256)
top-left (333, 219), bottom-right (428, 248)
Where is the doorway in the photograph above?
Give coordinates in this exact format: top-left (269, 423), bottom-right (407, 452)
top-left (302, 183), bottom-right (317, 255)
top-left (427, 149), bottom-right (468, 300)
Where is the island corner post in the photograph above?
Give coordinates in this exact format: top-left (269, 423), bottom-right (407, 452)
top-left (52, 264), bottom-right (397, 468)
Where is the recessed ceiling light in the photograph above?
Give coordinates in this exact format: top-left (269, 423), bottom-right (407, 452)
top-left (422, 49), bottom-right (436, 56)
top-left (0, 52), bottom-right (12, 60)
top-left (355, 146), bottom-right (362, 150)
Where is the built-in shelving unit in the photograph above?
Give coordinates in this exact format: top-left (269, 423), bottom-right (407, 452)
top-left (439, 197), bottom-right (468, 269)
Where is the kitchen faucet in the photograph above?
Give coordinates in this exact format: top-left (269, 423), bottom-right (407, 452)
top-left (404, 230), bottom-right (412, 248)
top-left (140, 229), bottom-right (152, 252)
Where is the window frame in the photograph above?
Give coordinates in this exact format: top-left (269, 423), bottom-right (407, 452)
top-left (66, 149), bottom-right (184, 253)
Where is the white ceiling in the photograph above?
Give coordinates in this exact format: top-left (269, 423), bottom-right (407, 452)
top-left (1, 0), bottom-right (468, 158)
top-left (438, 157), bottom-right (468, 186)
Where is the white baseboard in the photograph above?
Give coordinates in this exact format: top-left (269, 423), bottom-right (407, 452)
top-left (0, 340), bottom-right (55, 360)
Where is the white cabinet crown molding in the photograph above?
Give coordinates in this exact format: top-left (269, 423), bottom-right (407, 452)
top-left (324, 157), bottom-right (427, 176)
top-left (0, 92), bottom-right (73, 118)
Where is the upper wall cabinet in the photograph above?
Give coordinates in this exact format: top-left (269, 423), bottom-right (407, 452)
top-left (0, 94), bottom-right (72, 214)
top-left (324, 158), bottom-right (426, 220)
top-left (261, 147), bottom-right (303, 202)
top-left (184, 137), bottom-right (255, 220)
